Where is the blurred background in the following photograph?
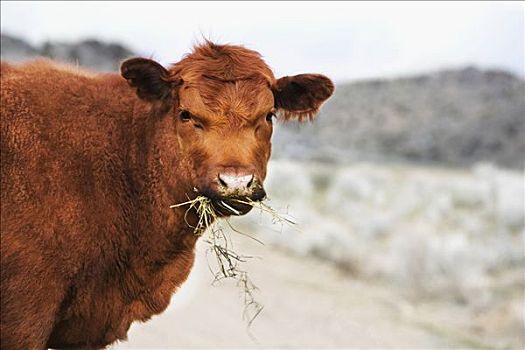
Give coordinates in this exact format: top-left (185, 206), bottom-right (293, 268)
top-left (2, 1), bottom-right (524, 349)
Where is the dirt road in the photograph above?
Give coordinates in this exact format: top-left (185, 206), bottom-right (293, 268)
top-left (111, 235), bottom-right (464, 349)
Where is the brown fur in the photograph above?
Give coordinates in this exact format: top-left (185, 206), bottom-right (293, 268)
top-left (0, 42), bottom-right (333, 349)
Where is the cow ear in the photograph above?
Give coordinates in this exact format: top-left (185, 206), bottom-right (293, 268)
top-left (121, 58), bottom-right (172, 101)
top-left (273, 74), bottom-right (334, 121)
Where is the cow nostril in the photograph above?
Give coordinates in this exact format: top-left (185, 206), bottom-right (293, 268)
top-left (218, 175), bottom-right (228, 188)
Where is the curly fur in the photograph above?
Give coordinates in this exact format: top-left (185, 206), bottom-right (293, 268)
top-left (0, 41), bottom-right (333, 349)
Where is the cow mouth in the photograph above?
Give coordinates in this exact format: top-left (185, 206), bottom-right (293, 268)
top-left (198, 186), bottom-right (266, 217)
top-left (211, 198), bottom-right (254, 217)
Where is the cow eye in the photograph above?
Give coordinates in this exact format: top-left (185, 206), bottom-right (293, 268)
top-left (179, 110), bottom-right (191, 122)
top-left (266, 112), bottom-right (275, 123)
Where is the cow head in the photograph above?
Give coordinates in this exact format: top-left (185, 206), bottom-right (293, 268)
top-left (121, 42), bottom-right (334, 216)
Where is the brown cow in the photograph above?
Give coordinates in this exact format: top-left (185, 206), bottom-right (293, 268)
top-left (0, 41), bottom-right (334, 349)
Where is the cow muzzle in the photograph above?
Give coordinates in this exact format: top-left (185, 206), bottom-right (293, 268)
top-left (200, 171), bottom-right (266, 217)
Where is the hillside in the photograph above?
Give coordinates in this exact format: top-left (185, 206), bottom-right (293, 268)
top-left (273, 68), bottom-right (525, 169)
top-left (2, 33), bottom-right (524, 169)
top-left (0, 33), bottom-right (132, 71)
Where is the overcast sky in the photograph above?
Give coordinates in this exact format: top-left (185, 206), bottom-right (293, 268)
top-left (1, 1), bottom-right (523, 82)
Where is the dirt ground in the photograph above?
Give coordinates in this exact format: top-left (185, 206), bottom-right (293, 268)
top-left (111, 235), bottom-right (467, 349)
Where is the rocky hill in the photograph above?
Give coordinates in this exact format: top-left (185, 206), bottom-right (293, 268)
top-left (2, 34), bottom-right (523, 169)
top-left (1, 33), bottom-right (133, 71)
top-left (274, 67), bottom-right (525, 169)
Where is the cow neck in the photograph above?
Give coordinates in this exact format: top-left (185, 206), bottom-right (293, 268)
top-left (126, 98), bottom-right (199, 269)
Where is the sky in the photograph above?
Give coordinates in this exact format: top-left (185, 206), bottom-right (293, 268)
top-left (1, 1), bottom-right (523, 83)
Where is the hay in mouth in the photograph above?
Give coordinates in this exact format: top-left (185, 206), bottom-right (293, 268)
top-left (170, 195), bottom-right (296, 326)
top-left (213, 198), bottom-right (253, 216)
